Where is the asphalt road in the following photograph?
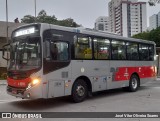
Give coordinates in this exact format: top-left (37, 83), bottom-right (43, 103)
top-left (0, 79), bottom-right (160, 121)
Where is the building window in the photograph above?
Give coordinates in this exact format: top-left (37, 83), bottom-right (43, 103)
top-left (98, 24), bottom-right (104, 31)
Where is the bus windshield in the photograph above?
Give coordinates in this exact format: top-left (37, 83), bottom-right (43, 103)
top-left (9, 37), bottom-right (41, 71)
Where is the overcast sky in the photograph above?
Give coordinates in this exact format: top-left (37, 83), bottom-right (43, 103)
top-left (0, 0), bottom-right (160, 28)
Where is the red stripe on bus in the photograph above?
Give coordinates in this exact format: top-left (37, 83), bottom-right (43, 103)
top-left (7, 77), bottom-right (31, 88)
top-left (114, 66), bottom-right (157, 81)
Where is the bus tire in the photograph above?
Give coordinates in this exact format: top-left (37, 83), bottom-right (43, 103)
top-left (129, 74), bottom-right (139, 92)
top-left (72, 79), bottom-right (88, 103)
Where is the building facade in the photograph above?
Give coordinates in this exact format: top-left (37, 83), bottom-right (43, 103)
top-left (108, 0), bottom-right (147, 37)
top-left (0, 21), bottom-right (24, 68)
top-left (94, 16), bottom-right (110, 32)
top-left (149, 12), bottom-right (160, 30)
top-left (0, 21), bottom-right (24, 49)
top-left (158, 12), bottom-right (160, 27)
top-left (149, 14), bottom-right (158, 30)
top-left (108, 0), bottom-right (122, 33)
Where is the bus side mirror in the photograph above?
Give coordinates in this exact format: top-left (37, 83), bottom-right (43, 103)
top-left (43, 40), bottom-right (51, 60)
top-left (2, 44), bottom-right (10, 61)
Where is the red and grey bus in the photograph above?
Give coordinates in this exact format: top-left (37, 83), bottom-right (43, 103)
top-left (3, 23), bottom-right (157, 102)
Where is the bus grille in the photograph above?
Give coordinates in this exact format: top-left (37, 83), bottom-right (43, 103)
top-left (7, 86), bottom-right (26, 94)
top-left (8, 71), bottom-right (28, 80)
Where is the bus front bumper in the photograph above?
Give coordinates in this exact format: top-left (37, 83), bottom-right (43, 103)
top-left (7, 85), bottom-right (42, 99)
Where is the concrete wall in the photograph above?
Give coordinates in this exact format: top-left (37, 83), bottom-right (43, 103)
top-left (0, 21), bottom-right (24, 49)
top-left (0, 51), bottom-right (7, 67)
top-left (0, 21), bottom-right (25, 68)
top-left (0, 21), bottom-right (24, 38)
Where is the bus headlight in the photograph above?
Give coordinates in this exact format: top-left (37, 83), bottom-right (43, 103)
top-left (27, 78), bottom-right (40, 90)
top-left (32, 79), bottom-right (40, 85)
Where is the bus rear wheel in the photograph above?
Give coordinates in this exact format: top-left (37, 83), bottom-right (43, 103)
top-left (129, 74), bottom-right (139, 92)
top-left (72, 79), bottom-right (88, 103)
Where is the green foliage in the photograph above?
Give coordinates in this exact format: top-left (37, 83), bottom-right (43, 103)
top-left (148, 0), bottom-right (160, 6)
top-left (132, 27), bottom-right (160, 47)
top-left (132, 31), bottom-right (150, 40)
top-left (59, 18), bottom-right (78, 27)
top-left (21, 15), bottom-right (36, 23)
top-left (21, 10), bottom-right (80, 27)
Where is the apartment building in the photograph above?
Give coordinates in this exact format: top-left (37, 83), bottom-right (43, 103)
top-left (149, 12), bottom-right (160, 30)
top-left (108, 0), bottom-right (147, 37)
top-left (94, 16), bottom-right (110, 32)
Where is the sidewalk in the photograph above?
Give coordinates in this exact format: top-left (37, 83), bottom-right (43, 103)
top-left (0, 80), bottom-right (7, 85)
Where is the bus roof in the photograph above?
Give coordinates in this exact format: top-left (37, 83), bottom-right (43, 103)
top-left (15, 23), bottom-right (156, 45)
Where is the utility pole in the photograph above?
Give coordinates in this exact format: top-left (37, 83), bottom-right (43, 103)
top-left (6, 0), bottom-right (8, 44)
top-left (6, 0), bottom-right (9, 64)
top-left (35, 0), bottom-right (37, 22)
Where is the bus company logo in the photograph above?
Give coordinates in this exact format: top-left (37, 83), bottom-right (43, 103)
top-left (2, 113), bottom-right (11, 118)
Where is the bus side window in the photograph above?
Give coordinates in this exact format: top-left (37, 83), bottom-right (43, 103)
top-left (93, 38), bottom-right (110, 60)
top-left (50, 42), bottom-right (69, 61)
top-left (51, 43), bottom-right (58, 60)
top-left (149, 45), bottom-right (154, 61)
top-left (126, 42), bottom-right (139, 60)
top-left (74, 36), bottom-right (92, 59)
top-left (111, 40), bottom-right (126, 60)
top-left (139, 44), bottom-right (149, 61)
top-left (59, 42), bottom-right (69, 61)
top-left (43, 40), bottom-right (51, 60)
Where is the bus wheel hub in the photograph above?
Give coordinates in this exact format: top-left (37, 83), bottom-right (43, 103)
top-left (76, 85), bottom-right (85, 97)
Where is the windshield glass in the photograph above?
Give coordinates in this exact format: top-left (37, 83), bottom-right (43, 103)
top-left (9, 37), bottom-right (41, 71)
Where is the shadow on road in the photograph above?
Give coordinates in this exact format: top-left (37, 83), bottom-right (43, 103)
top-left (8, 86), bottom-right (151, 111)
top-left (89, 86), bottom-right (150, 101)
top-left (9, 96), bottom-right (72, 111)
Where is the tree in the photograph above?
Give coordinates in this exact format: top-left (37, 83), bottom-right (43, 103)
top-left (21, 15), bottom-right (36, 23)
top-left (132, 27), bottom-right (160, 47)
top-left (148, 0), bottom-right (160, 6)
top-left (36, 10), bottom-right (57, 24)
top-left (132, 31), bottom-right (150, 40)
top-left (149, 27), bottom-right (160, 46)
top-left (21, 10), bottom-right (80, 27)
top-left (59, 18), bottom-right (79, 27)
top-left (38, 10), bottom-right (47, 16)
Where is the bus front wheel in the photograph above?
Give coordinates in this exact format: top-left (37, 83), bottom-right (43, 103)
top-left (128, 74), bottom-right (139, 92)
top-left (72, 79), bottom-right (88, 103)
